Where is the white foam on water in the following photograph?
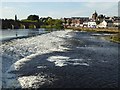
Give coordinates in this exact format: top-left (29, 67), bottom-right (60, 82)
top-left (2, 30), bottom-right (72, 88)
top-left (47, 55), bottom-right (90, 67)
top-left (47, 56), bottom-right (69, 67)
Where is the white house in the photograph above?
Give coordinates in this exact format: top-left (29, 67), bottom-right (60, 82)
top-left (75, 23), bottom-right (80, 27)
top-left (83, 21), bottom-right (88, 27)
top-left (97, 20), bottom-right (113, 28)
top-left (87, 21), bottom-right (96, 28)
top-left (113, 20), bottom-right (120, 26)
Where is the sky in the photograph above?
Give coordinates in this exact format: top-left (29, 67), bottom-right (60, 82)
top-left (0, 2), bottom-right (118, 20)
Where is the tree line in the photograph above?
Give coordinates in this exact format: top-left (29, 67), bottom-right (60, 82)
top-left (1, 15), bottom-right (64, 29)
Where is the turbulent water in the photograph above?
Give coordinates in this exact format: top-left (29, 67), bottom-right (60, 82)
top-left (0, 29), bottom-right (119, 88)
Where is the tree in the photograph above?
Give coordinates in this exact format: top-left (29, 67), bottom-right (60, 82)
top-left (40, 17), bottom-right (63, 29)
top-left (27, 15), bottom-right (39, 21)
top-left (29, 24), bottom-right (36, 29)
top-left (54, 19), bottom-right (64, 29)
top-left (96, 21), bottom-right (100, 25)
top-left (46, 18), bottom-right (54, 26)
top-left (40, 17), bottom-right (52, 25)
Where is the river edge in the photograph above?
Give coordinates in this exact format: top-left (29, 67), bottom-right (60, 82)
top-left (1, 28), bottom-right (119, 44)
top-left (66, 28), bottom-right (120, 43)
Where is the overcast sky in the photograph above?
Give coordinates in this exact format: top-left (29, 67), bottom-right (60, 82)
top-left (0, 1), bottom-right (118, 20)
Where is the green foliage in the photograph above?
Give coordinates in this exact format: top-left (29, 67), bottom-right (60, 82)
top-left (27, 15), bottom-right (39, 21)
top-left (110, 34), bottom-right (120, 43)
top-left (29, 24), bottom-right (36, 29)
top-left (20, 24), bottom-right (25, 29)
top-left (21, 19), bottom-right (37, 22)
top-left (96, 21), bottom-right (100, 25)
top-left (40, 19), bottom-right (64, 29)
top-left (40, 25), bottom-right (46, 28)
top-left (46, 18), bottom-right (54, 26)
top-left (2, 15), bottom-right (63, 30)
top-left (40, 17), bottom-right (52, 25)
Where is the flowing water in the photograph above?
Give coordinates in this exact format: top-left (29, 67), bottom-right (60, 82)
top-left (0, 28), bottom-right (49, 41)
top-left (0, 29), bottom-right (119, 88)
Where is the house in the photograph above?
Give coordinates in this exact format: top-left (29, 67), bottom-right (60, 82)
top-left (88, 21), bottom-right (97, 28)
top-left (97, 20), bottom-right (113, 28)
top-left (71, 17), bottom-right (89, 27)
top-left (71, 17), bottom-right (89, 22)
top-left (113, 20), bottom-right (120, 26)
top-left (61, 18), bottom-right (72, 26)
top-left (71, 19), bottom-right (80, 27)
top-left (83, 21), bottom-right (88, 27)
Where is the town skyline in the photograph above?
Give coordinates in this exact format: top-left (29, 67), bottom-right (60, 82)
top-left (1, 2), bottom-right (118, 20)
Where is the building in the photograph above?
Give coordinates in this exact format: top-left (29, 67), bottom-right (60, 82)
top-left (97, 20), bottom-right (113, 28)
top-left (92, 11), bottom-right (98, 21)
top-left (88, 21), bottom-right (97, 28)
top-left (113, 20), bottom-right (120, 26)
top-left (62, 11), bottom-right (119, 28)
top-left (83, 21), bottom-right (88, 27)
top-left (71, 17), bottom-right (89, 27)
top-left (61, 18), bottom-right (72, 27)
top-left (71, 18), bottom-right (80, 27)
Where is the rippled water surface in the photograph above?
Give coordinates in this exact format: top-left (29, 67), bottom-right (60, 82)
top-left (1, 30), bottom-right (119, 88)
top-left (0, 29), bottom-right (48, 41)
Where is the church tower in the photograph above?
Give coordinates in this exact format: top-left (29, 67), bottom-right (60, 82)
top-left (92, 11), bottom-right (98, 21)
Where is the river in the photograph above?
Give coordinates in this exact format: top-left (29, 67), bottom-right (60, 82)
top-left (0, 29), bottom-right (51, 41)
top-left (0, 29), bottom-right (119, 88)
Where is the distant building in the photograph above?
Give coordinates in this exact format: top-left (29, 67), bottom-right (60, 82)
top-left (71, 17), bottom-right (89, 27)
top-left (97, 20), bottom-right (113, 28)
top-left (83, 21), bottom-right (88, 27)
top-left (62, 11), bottom-right (120, 28)
top-left (112, 16), bottom-right (120, 21)
top-left (61, 18), bottom-right (72, 28)
top-left (88, 21), bottom-right (97, 28)
top-left (92, 11), bottom-right (98, 21)
top-left (71, 19), bottom-right (80, 27)
top-left (113, 20), bottom-right (120, 26)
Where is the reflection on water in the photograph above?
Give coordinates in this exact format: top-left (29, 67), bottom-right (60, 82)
top-left (0, 29), bottom-right (49, 41)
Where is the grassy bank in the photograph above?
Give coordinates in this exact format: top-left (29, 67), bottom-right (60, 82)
top-left (41, 25), bottom-right (64, 30)
top-left (106, 34), bottom-right (120, 43)
top-left (66, 26), bottom-right (120, 43)
top-left (66, 27), bottom-right (119, 33)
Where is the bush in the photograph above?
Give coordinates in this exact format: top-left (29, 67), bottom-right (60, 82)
top-left (29, 24), bottom-right (36, 29)
top-left (21, 19), bottom-right (37, 22)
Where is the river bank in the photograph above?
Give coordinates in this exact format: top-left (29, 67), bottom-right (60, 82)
top-left (106, 34), bottom-right (120, 43)
top-left (66, 27), bottom-right (120, 43)
top-left (66, 26), bottom-right (119, 33)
